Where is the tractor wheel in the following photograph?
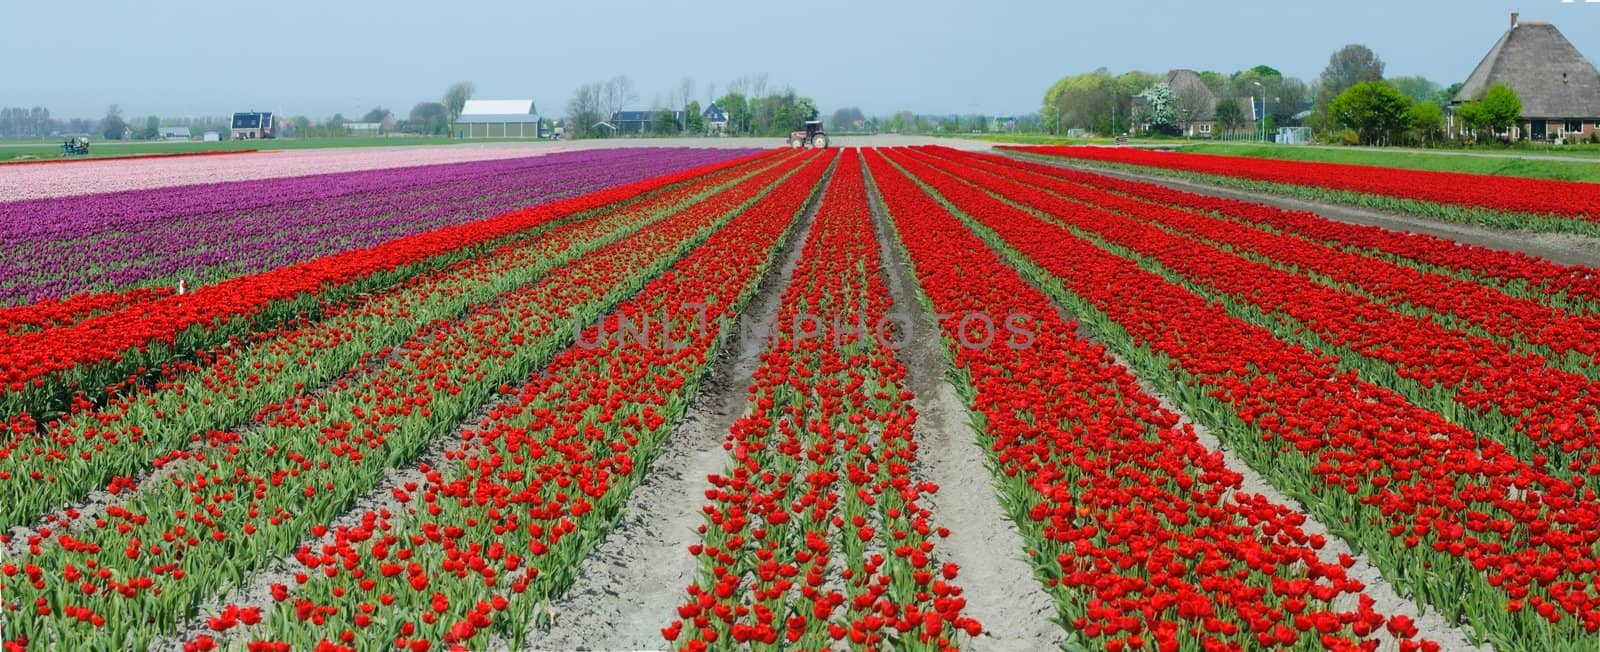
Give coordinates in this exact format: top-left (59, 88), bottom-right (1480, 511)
top-left (787, 138), bottom-right (802, 148)
top-left (811, 133), bottom-right (829, 149)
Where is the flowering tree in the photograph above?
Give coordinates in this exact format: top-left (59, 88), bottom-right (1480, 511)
top-left (1135, 83), bottom-right (1175, 133)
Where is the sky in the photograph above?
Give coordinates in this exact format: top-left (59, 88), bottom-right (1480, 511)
top-left (5, 0), bottom-right (1599, 120)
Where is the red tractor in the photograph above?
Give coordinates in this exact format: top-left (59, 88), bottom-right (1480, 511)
top-left (785, 120), bottom-right (829, 148)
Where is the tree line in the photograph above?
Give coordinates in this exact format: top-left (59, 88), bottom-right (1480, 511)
top-left (1040, 44), bottom-right (1529, 147)
top-left (561, 74), bottom-right (821, 139)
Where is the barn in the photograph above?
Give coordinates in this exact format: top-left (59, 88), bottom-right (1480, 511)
top-left (1453, 13), bottom-right (1600, 142)
top-left (452, 99), bottom-right (542, 138)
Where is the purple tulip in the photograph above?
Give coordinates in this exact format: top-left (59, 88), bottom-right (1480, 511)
top-left (0, 148), bottom-right (756, 306)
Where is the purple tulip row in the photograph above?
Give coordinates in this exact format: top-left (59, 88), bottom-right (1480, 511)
top-left (0, 148), bottom-right (755, 306)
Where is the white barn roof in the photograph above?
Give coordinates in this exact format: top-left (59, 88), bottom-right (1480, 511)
top-left (461, 99), bottom-right (535, 115)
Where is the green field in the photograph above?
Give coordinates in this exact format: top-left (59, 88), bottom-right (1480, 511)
top-left (0, 136), bottom-right (542, 163)
top-left (1178, 143), bottom-right (1600, 183)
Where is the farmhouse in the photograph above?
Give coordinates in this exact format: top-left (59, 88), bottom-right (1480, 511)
top-left (157, 126), bottom-right (191, 140)
top-left (1452, 13), bottom-right (1600, 141)
top-left (1161, 69), bottom-right (1259, 138)
top-left (702, 102), bottom-right (729, 134)
top-left (230, 111), bottom-right (274, 139)
top-left (452, 99), bottom-right (542, 139)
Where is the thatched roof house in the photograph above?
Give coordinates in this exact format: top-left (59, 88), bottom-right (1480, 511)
top-left (1453, 13), bottom-right (1600, 140)
top-left (1158, 69), bottom-right (1259, 138)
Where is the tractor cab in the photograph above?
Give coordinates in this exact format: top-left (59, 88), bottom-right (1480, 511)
top-left (786, 120), bottom-right (829, 149)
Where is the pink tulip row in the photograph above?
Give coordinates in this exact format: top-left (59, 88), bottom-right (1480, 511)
top-left (0, 144), bottom-right (570, 201)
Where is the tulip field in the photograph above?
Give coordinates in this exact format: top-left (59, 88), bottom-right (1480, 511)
top-left (1, 143), bottom-right (1597, 652)
top-left (1005, 145), bottom-right (1600, 236)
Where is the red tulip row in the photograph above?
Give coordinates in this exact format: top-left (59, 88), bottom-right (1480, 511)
top-left (668, 152), bottom-right (979, 651)
top-left (0, 149), bottom-right (784, 421)
top-left (215, 151), bottom-right (833, 651)
top-left (978, 150), bottom-right (1600, 314)
top-left (904, 148), bottom-right (1600, 476)
top-left (867, 149), bottom-right (1430, 651)
top-left (0, 287), bottom-right (174, 336)
top-left (0, 152), bottom-right (814, 651)
top-left (1006, 145), bottom-right (1600, 233)
top-left (0, 151), bottom-right (796, 533)
top-left (879, 147), bottom-right (1600, 650)
top-left (931, 148), bottom-right (1600, 371)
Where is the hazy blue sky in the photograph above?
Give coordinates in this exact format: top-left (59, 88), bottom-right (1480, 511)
top-left (5, 0), bottom-right (1599, 120)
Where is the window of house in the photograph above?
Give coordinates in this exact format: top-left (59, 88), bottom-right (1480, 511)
top-left (1567, 120), bottom-right (1584, 133)
top-left (1199, 124), bottom-right (1211, 133)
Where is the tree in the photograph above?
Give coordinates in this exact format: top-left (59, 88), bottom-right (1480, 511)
top-left (1272, 77), bottom-right (1310, 124)
top-left (651, 109), bottom-right (679, 136)
top-left (328, 113), bottom-right (348, 136)
top-left (101, 104), bottom-right (126, 140)
top-left (1455, 101), bottom-right (1488, 141)
top-left (1480, 83), bottom-right (1522, 136)
top-left (830, 107), bottom-right (865, 130)
top-left (717, 92), bottom-right (749, 135)
top-left (756, 89), bottom-right (815, 136)
top-left (1196, 70), bottom-right (1228, 95)
top-left (362, 106), bottom-right (392, 124)
top-left (1171, 82), bottom-right (1213, 137)
top-left (1113, 71), bottom-right (1160, 134)
top-left (747, 74), bottom-right (770, 132)
top-left (1328, 81), bottom-right (1412, 145)
top-left (1213, 95), bottom-right (1246, 136)
top-left (795, 96), bottom-right (819, 123)
top-left (0, 107), bottom-right (59, 137)
top-left (566, 82), bottom-right (605, 138)
top-left (1317, 44), bottom-right (1385, 117)
top-left (1041, 70), bottom-right (1114, 135)
top-left (677, 77), bottom-right (695, 112)
top-left (408, 102), bottom-right (448, 135)
top-left (1388, 76), bottom-right (1439, 104)
top-left (1406, 101), bottom-right (1444, 146)
top-left (684, 100), bottom-right (704, 134)
top-left (443, 81), bottom-right (475, 122)
top-left (1135, 83), bottom-right (1175, 133)
top-left (1433, 82), bottom-right (1465, 108)
top-left (601, 76), bottom-right (638, 124)
top-left (143, 116), bottom-right (159, 140)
